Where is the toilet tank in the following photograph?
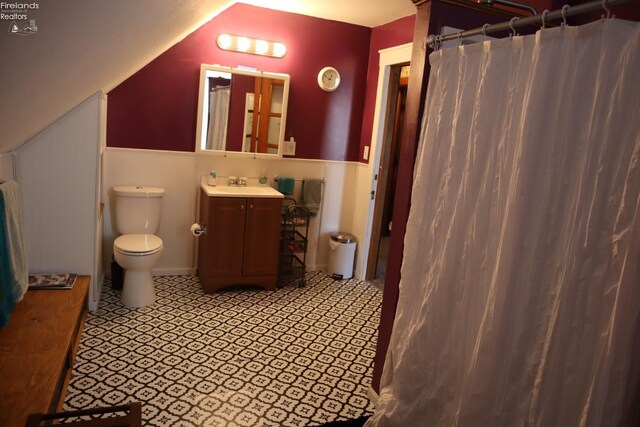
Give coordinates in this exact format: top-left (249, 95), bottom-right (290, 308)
top-left (114, 186), bottom-right (165, 235)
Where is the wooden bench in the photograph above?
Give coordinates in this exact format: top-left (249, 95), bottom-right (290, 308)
top-left (0, 276), bottom-right (90, 427)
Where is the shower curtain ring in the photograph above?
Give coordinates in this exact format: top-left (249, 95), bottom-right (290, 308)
top-left (426, 34), bottom-right (439, 51)
top-left (601, 0), bottom-right (611, 19)
top-left (541, 9), bottom-right (549, 29)
top-left (509, 17), bottom-right (519, 37)
top-left (430, 34), bottom-right (439, 51)
top-left (457, 31), bottom-right (463, 46)
top-left (561, 4), bottom-right (569, 28)
top-left (481, 23), bottom-right (490, 41)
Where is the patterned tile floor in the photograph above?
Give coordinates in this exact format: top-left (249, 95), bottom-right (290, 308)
top-left (64, 272), bottom-right (382, 426)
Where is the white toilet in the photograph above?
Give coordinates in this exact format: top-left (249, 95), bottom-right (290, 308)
top-left (113, 186), bottom-right (165, 307)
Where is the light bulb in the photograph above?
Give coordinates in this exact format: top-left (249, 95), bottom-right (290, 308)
top-left (255, 40), bottom-right (269, 55)
top-left (237, 37), bottom-right (251, 52)
top-left (273, 42), bottom-right (287, 58)
top-left (217, 34), bottom-right (232, 49)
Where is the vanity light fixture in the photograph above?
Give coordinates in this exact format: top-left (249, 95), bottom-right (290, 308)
top-left (216, 34), bottom-right (287, 58)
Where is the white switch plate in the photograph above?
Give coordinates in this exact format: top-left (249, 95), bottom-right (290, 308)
top-left (283, 139), bottom-right (296, 156)
top-left (363, 146), bottom-right (369, 160)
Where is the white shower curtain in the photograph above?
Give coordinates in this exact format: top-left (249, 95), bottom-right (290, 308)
top-left (368, 19), bottom-right (640, 426)
top-left (206, 86), bottom-right (230, 150)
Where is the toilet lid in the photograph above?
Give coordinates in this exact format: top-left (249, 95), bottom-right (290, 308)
top-left (114, 234), bottom-right (163, 255)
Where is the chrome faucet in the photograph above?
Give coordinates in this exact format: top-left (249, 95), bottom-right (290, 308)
top-left (228, 176), bottom-right (247, 186)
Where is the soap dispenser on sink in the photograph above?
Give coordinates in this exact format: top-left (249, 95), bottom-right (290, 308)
top-left (259, 168), bottom-right (268, 186)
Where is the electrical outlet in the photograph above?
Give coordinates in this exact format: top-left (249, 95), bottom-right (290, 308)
top-left (363, 146), bottom-right (369, 160)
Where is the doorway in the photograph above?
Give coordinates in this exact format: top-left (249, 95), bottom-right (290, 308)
top-left (366, 64), bottom-right (409, 285)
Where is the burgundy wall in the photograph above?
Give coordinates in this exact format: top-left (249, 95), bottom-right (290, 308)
top-left (358, 15), bottom-right (416, 163)
top-left (107, 3), bottom-right (371, 161)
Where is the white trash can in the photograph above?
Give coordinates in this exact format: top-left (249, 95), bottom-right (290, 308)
top-left (328, 232), bottom-right (357, 280)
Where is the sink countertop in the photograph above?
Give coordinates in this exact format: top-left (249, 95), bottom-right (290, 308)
top-left (201, 178), bottom-right (284, 198)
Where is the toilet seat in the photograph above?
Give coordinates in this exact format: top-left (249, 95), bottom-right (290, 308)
top-left (114, 234), bottom-right (163, 256)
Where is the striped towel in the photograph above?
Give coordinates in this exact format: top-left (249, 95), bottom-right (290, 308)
top-left (0, 180), bottom-right (28, 327)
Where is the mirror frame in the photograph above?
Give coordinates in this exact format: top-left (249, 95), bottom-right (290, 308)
top-left (195, 64), bottom-right (290, 158)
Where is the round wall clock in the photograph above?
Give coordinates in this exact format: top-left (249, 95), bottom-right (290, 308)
top-left (318, 66), bottom-right (341, 92)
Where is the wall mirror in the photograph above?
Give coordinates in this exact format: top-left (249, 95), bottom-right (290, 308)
top-left (195, 64), bottom-right (290, 157)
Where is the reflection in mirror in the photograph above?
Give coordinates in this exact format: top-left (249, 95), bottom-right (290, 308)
top-left (204, 70), bottom-right (232, 150)
top-left (196, 65), bottom-right (290, 157)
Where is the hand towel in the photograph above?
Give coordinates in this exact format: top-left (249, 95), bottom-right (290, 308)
top-left (301, 179), bottom-right (323, 216)
top-left (0, 180), bottom-right (28, 328)
top-left (277, 177), bottom-right (295, 195)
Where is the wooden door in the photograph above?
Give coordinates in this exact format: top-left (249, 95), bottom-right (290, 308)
top-left (198, 193), bottom-right (246, 278)
top-left (243, 197), bottom-right (282, 276)
top-left (249, 77), bottom-right (285, 154)
top-left (257, 78), bottom-right (284, 154)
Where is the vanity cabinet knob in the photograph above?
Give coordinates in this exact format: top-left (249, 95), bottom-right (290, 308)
top-left (249, 204), bottom-right (254, 209)
top-left (241, 204), bottom-right (245, 210)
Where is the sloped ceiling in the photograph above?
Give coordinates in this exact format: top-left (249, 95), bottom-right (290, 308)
top-left (240, 0), bottom-right (416, 27)
top-left (0, 0), bottom-right (233, 154)
top-left (0, 0), bottom-right (415, 154)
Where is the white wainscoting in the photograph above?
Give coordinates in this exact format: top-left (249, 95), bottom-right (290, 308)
top-left (16, 93), bottom-right (102, 309)
top-left (102, 148), bottom-right (198, 276)
top-left (103, 148), bottom-right (358, 276)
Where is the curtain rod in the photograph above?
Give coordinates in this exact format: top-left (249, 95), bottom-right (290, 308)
top-left (427, 0), bottom-right (638, 49)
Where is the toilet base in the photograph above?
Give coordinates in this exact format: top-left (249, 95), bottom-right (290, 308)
top-left (121, 270), bottom-right (156, 307)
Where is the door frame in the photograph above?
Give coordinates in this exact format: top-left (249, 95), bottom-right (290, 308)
top-left (357, 43), bottom-right (413, 280)
top-left (365, 65), bottom-right (405, 280)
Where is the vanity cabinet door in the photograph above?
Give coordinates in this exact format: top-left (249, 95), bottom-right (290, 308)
top-left (198, 194), bottom-right (245, 278)
top-left (243, 197), bottom-right (282, 276)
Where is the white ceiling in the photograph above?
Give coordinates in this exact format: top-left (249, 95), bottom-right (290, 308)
top-left (239, 0), bottom-right (416, 28)
top-left (0, 0), bottom-right (415, 154)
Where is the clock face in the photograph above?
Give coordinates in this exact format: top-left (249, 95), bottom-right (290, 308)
top-left (318, 67), bottom-right (340, 92)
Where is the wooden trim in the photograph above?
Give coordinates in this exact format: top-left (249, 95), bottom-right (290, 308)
top-left (56, 309), bottom-right (88, 411)
top-left (371, 0), bottom-right (433, 394)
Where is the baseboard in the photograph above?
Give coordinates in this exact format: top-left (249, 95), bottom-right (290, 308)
top-left (309, 264), bottom-right (327, 272)
top-left (104, 268), bottom-right (196, 278)
top-left (153, 268), bottom-right (196, 276)
top-left (367, 386), bottom-right (379, 405)
top-left (88, 272), bottom-right (105, 312)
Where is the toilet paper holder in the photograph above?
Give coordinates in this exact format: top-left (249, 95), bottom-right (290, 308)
top-left (190, 223), bottom-right (207, 237)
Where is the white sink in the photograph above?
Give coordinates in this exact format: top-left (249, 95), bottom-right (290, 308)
top-left (202, 183), bottom-right (283, 198)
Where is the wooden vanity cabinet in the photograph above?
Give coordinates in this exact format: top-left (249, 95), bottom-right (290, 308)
top-left (198, 189), bottom-right (281, 292)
